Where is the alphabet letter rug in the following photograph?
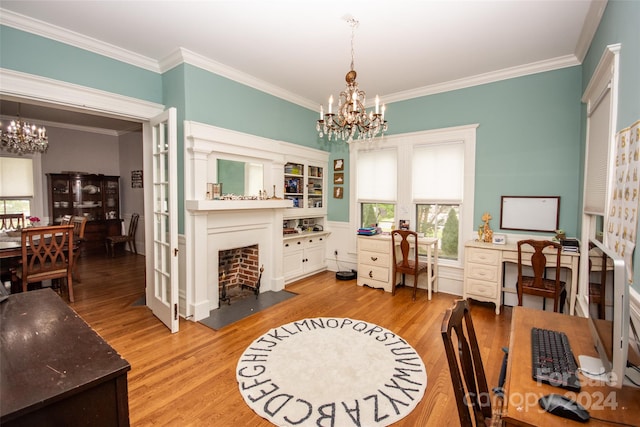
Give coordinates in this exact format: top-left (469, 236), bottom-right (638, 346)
top-left (236, 317), bottom-right (427, 426)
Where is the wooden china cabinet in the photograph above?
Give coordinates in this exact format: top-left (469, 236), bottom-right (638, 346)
top-left (47, 173), bottom-right (123, 254)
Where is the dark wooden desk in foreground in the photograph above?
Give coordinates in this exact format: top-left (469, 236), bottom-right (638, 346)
top-left (0, 289), bottom-right (131, 426)
top-left (503, 306), bottom-right (640, 426)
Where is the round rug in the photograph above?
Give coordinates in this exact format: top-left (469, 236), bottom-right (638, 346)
top-left (236, 317), bottom-right (427, 426)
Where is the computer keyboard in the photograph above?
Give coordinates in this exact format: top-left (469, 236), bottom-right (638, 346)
top-left (531, 327), bottom-right (581, 391)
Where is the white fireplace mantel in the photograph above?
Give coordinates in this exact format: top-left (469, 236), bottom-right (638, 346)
top-left (182, 121), bottom-right (329, 322)
top-left (186, 199), bottom-right (292, 211)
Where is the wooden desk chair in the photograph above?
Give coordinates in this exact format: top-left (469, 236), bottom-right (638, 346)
top-left (517, 239), bottom-right (566, 313)
top-left (588, 242), bottom-right (607, 319)
top-left (60, 214), bottom-right (72, 225)
top-left (441, 299), bottom-right (503, 427)
top-left (14, 225), bottom-right (75, 302)
top-left (71, 216), bottom-right (88, 280)
top-left (0, 213), bottom-right (25, 230)
top-left (391, 229), bottom-right (428, 300)
top-left (105, 213), bottom-right (139, 257)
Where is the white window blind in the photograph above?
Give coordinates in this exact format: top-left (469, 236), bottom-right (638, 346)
top-left (357, 148), bottom-right (397, 201)
top-left (583, 88), bottom-right (611, 215)
top-left (0, 157), bottom-right (34, 197)
top-left (412, 142), bottom-right (464, 202)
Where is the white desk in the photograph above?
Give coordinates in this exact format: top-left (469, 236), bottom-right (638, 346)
top-left (463, 240), bottom-right (580, 315)
top-left (357, 234), bottom-right (438, 299)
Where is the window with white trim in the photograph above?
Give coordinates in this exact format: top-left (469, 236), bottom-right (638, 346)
top-left (0, 156), bottom-right (34, 217)
top-left (357, 148), bottom-right (397, 232)
top-left (352, 125), bottom-right (477, 265)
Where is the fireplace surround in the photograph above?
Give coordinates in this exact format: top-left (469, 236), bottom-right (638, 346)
top-left (183, 122), bottom-right (330, 321)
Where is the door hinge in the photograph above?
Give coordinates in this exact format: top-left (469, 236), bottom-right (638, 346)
top-left (174, 303), bottom-right (178, 320)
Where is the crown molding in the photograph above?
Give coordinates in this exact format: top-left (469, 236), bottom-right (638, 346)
top-left (382, 55), bottom-right (581, 105)
top-left (161, 48), bottom-right (318, 111)
top-left (1, 7), bottom-right (591, 112)
top-left (0, 113), bottom-right (137, 137)
top-left (0, 8), bottom-right (160, 73)
top-left (575, 0), bottom-right (608, 63)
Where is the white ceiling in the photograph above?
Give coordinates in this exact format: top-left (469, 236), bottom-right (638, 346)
top-left (0, 0), bottom-right (605, 132)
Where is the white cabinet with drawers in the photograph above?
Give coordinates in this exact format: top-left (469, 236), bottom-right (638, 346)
top-left (463, 242), bottom-right (503, 314)
top-left (283, 232), bottom-right (328, 283)
top-left (357, 235), bottom-right (393, 292)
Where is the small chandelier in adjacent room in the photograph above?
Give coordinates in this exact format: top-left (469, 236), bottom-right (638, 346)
top-left (316, 17), bottom-right (388, 143)
top-left (0, 104), bottom-right (48, 155)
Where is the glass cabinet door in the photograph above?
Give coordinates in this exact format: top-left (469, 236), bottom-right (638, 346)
top-left (72, 175), bottom-right (102, 220)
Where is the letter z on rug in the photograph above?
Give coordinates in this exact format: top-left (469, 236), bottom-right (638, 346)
top-left (236, 317), bottom-right (427, 426)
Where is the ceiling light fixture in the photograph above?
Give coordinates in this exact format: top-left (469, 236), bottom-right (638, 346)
top-left (1, 104), bottom-right (48, 155)
top-left (316, 17), bottom-right (387, 143)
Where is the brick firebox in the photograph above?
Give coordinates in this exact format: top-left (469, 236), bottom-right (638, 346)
top-left (218, 245), bottom-right (259, 302)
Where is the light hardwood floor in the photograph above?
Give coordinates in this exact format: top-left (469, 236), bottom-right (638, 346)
top-left (68, 252), bottom-right (513, 426)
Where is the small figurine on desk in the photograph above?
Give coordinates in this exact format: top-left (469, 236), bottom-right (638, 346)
top-left (481, 212), bottom-right (493, 243)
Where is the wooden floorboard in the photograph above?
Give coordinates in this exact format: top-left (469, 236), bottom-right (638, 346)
top-left (66, 252), bottom-right (513, 426)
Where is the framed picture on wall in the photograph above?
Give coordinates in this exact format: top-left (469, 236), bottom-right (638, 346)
top-left (131, 170), bottom-right (143, 188)
top-left (333, 173), bottom-right (344, 184)
top-left (334, 159), bottom-right (344, 171)
top-left (333, 186), bottom-right (343, 199)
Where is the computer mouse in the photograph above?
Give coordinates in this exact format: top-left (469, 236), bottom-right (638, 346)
top-left (539, 393), bottom-right (590, 423)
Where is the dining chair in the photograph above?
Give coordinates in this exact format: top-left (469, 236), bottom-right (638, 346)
top-left (105, 213), bottom-right (140, 257)
top-left (0, 213), bottom-right (25, 230)
top-left (14, 224), bottom-right (75, 302)
top-left (441, 299), bottom-right (503, 427)
top-left (71, 216), bottom-right (88, 280)
top-left (517, 239), bottom-right (566, 313)
top-left (391, 229), bottom-right (429, 300)
top-left (60, 214), bottom-right (73, 225)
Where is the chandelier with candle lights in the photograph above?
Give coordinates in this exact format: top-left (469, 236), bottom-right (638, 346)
top-left (1, 104), bottom-right (48, 155)
top-left (316, 17), bottom-right (387, 143)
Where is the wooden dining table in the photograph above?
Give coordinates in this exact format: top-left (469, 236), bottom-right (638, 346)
top-left (0, 241), bottom-right (21, 259)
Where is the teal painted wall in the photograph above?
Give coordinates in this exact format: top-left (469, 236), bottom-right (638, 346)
top-left (161, 66), bottom-right (188, 230)
top-left (326, 67), bottom-right (584, 239)
top-left (181, 64), bottom-right (320, 148)
top-left (581, 0), bottom-right (640, 292)
top-left (0, 26), bottom-right (162, 103)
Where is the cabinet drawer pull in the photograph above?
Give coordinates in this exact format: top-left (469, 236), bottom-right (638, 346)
top-left (285, 243), bottom-right (289, 247)
top-left (309, 239), bottom-right (313, 243)
top-left (369, 270), bottom-right (373, 278)
top-left (370, 256), bottom-right (378, 261)
top-left (297, 241), bottom-right (301, 245)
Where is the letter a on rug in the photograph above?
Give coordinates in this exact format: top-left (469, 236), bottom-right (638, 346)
top-left (236, 317), bottom-right (427, 426)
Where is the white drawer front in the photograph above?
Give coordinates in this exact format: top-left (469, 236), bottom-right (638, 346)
top-left (358, 265), bottom-right (389, 282)
top-left (358, 238), bottom-right (389, 253)
top-left (283, 239), bottom-right (304, 253)
top-left (466, 279), bottom-right (497, 298)
top-left (466, 263), bottom-right (498, 282)
top-left (466, 247), bottom-right (500, 265)
top-left (358, 251), bottom-right (390, 267)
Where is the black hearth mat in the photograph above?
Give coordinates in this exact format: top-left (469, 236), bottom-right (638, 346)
top-left (198, 290), bottom-right (297, 331)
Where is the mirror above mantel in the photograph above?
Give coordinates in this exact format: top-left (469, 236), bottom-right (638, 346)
top-left (216, 159), bottom-right (263, 197)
